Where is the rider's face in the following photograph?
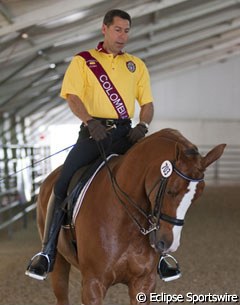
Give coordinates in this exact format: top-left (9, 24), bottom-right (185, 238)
top-left (102, 16), bottom-right (130, 56)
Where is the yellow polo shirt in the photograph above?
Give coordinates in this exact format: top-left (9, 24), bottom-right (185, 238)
top-left (60, 46), bottom-right (153, 119)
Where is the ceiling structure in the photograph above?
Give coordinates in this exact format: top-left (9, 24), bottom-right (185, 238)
top-left (1, 0), bottom-right (240, 128)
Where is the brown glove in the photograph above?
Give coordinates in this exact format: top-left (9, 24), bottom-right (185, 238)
top-left (128, 123), bottom-right (148, 144)
top-left (87, 119), bottom-right (107, 141)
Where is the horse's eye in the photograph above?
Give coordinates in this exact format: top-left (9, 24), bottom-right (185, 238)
top-left (166, 189), bottom-right (178, 197)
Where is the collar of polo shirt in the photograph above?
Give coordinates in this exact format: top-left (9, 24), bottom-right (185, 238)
top-left (96, 41), bottom-right (124, 55)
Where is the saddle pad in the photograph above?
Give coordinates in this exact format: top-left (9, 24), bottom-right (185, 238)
top-left (72, 154), bottom-right (118, 225)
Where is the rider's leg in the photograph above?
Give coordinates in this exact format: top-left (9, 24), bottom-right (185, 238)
top-left (25, 128), bottom-right (108, 280)
top-left (25, 123), bottom-right (131, 280)
top-left (25, 191), bottom-right (65, 280)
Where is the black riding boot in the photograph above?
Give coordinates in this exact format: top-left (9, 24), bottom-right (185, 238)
top-left (25, 192), bottom-right (65, 280)
top-left (158, 254), bottom-right (181, 282)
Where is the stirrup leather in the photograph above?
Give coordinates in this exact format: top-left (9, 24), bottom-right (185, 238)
top-left (25, 252), bottom-right (51, 281)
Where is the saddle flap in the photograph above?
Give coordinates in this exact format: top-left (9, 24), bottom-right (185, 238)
top-left (64, 154), bottom-right (118, 226)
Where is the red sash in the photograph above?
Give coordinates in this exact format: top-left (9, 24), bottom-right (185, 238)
top-left (78, 51), bottom-right (129, 119)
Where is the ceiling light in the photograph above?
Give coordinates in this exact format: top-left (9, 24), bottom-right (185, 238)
top-left (49, 63), bottom-right (56, 69)
top-left (21, 32), bottom-right (29, 39)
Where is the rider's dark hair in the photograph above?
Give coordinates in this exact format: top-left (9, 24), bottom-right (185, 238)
top-left (103, 9), bottom-right (132, 27)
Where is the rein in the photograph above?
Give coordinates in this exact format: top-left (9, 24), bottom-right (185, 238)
top-left (97, 142), bottom-right (204, 236)
top-left (96, 142), bottom-right (149, 231)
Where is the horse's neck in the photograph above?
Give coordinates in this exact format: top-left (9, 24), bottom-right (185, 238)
top-left (121, 133), bottom-right (176, 167)
top-left (114, 135), bottom-right (175, 196)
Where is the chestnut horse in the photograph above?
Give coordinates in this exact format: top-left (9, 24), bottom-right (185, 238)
top-left (36, 128), bottom-right (225, 305)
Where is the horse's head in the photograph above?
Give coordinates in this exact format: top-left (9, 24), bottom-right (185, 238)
top-left (144, 135), bottom-right (226, 254)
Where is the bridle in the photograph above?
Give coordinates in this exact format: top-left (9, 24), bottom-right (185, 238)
top-left (142, 161), bottom-right (204, 236)
top-left (97, 142), bottom-right (204, 237)
top-left (110, 159), bottom-right (204, 237)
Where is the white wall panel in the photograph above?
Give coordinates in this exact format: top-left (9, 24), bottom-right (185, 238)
top-left (150, 56), bottom-right (240, 145)
top-left (149, 119), bottom-right (239, 146)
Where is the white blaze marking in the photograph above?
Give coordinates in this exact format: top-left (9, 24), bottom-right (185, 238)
top-left (168, 181), bottom-right (198, 252)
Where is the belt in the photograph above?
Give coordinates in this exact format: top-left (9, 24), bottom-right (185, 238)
top-left (93, 117), bottom-right (132, 127)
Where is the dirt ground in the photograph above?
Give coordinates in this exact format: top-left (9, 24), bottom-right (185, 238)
top-left (0, 186), bottom-right (239, 305)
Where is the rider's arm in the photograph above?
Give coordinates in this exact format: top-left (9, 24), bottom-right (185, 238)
top-left (139, 102), bottom-right (154, 127)
top-left (66, 94), bottom-right (92, 125)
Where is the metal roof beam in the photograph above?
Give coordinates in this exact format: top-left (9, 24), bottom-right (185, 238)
top-left (0, 2), bottom-right (14, 24)
top-left (0, 0), bottom-right (191, 63)
top-left (0, 54), bottom-right (39, 85)
top-left (0, 0), bottom-right (107, 36)
top-left (129, 8), bottom-right (240, 52)
top-left (0, 70), bottom-right (51, 111)
top-left (136, 20), bottom-right (240, 60)
top-left (149, 36), bottom-right (240, 76)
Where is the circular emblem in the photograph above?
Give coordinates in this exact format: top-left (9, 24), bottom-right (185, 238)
top-left (126, 61), bottom-right (136, 72)
top-left (160, 160), bottom-right (173, 178)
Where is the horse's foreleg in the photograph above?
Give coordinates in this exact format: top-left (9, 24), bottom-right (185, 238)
top-left (128, 273), bottom-right (156, 305)
top-left (81, 276), bottom-right (107, 305)
top-left (51, 252), bottom-right (71, 305)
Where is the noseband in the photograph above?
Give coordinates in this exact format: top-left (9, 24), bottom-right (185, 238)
top-left (141, 161), bottom-right (204, 236)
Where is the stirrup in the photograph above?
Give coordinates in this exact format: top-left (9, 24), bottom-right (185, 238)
top-left (157, 254), bottom-right (182, 282)
top-left (25, 252), bottom-right (51, 281)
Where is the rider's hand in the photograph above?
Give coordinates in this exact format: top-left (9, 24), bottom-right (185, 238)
top-left (128, 123), bottom-right (148, 144)
top-left (87, 119), bottom-right (108, 141)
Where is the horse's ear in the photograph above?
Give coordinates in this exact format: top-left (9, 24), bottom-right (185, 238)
top-left (175, 143), bottom-right (181, 161)
top-left (202, 144), bottom-right (226, 169)
top-left (175, 142), bottom-right (189, 160)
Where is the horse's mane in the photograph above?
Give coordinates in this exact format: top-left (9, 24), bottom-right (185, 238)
top-left (129, 128), bottom-right (199, 156)
top-left (156, 128), bottom-right (199, 154)
top-left (115, 128), bottom-right (200, 176)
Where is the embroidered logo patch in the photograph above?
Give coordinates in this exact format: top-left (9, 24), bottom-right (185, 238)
top-left (86, 59), bottom-right (97, 68)
top-left (160, 160), bottom-right (173, 178)
top-left (126, 61), bottom-right (136, 72)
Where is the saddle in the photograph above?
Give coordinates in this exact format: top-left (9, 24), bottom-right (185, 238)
top-left (62, 154), bottom-right (118, 227)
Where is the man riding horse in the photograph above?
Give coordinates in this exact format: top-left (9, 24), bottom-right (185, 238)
top-left (25, 9), bottom-right (180, 282)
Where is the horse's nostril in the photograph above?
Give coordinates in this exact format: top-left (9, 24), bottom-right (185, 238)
top-left (156, 240), bottom-right (165, 251)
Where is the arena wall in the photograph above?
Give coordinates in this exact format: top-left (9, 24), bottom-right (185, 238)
top-left (150, 55), bottom-right (240, 146)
